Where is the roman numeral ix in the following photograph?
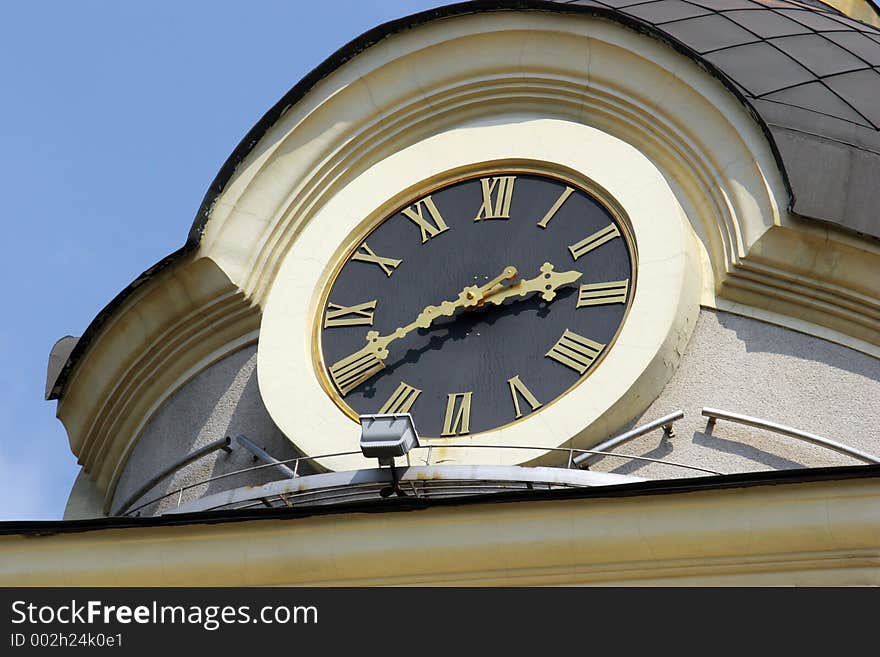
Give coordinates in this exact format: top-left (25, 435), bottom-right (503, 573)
top-left (324, 299), bottom-right (377, 328)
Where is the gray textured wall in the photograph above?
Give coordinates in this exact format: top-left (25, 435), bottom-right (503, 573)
top-left (590, 309), bottom-right (880, 479)
top-left (110, 344), bottom-right (304, 516)
top-left (105, 310), bottom-right (879, 517)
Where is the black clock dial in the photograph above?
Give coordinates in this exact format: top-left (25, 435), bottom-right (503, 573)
top-left (318, 172), bottom-right (635, 438)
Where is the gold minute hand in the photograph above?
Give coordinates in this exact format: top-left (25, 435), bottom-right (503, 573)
top-left (327, 265), bottom-right (519, 395)
top-left (479, 262), bottom-right (582, 305)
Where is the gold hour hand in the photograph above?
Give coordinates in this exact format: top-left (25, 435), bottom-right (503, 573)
top-left (481, 262), bottom-right (582, 305)
top-left (328, 265), bottom-right (519, 394)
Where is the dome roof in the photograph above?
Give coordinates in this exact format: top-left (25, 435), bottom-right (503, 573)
top-left (555, 0), bottom-right (880, 237)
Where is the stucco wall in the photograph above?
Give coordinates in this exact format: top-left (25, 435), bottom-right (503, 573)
top-left (109, 345), bottom-right (303, 516)
top-left (103, 309), bottom-right (879, 517)
top-left (591, 309), bottom-right (880, 479)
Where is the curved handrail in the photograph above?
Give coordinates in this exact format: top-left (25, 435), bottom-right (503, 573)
top-left (573, 411), bottom-right (683, 468)
top-left (702, 407), bottom-right (880, 465)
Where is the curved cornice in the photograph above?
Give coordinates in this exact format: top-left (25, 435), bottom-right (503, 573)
top-left (56, 257), bottom-right (260, 495)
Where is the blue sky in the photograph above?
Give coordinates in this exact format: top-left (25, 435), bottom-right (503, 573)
top-left (0, 0), bottom-right (444, 521)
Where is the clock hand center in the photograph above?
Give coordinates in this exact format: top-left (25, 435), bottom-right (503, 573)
top-left (326, 263), bottom-right (579, 396)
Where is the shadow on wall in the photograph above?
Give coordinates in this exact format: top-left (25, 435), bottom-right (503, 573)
top-left (607, 427), bottom-right (807, 477)
top-left (201, 363), bottom-right (310, 500)
top-left (113, 345), bottom-right (310, 515)
top-left (715, 312), bottom-right (880, 381)
top-left (607, 434), bottom-right (673, 476)
top-left (692, 425), bottom-right (805, 470)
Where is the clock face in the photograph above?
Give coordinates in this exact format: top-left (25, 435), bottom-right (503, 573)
top-left (317, 172), bottom-right (635, 438)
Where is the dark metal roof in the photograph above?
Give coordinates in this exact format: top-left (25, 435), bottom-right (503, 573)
top-left (49, 0), bottom-right (880, 401)
top-left (559, 0), bottom-right (880, 238)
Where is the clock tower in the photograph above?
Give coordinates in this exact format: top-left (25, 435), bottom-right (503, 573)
top-left (17, 0), bottom-right (880, 586)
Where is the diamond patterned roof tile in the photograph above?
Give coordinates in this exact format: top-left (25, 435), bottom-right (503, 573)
top-left (763, 81), bottom-right (871, 124)
top-left (715, 9), bottom-right (812, 37)
top-left (768, 33), bottom-right (869, 76)
top-left (823, 31), bottom-right (880, 64)
top-left (662, 13), bottom-right (758, 50)
top-left (623, 0), bottom-right (713, 22)
top-left (823, 68), bottom-right (880, 125)
top-left (703, 41), bottom-right (815, 94)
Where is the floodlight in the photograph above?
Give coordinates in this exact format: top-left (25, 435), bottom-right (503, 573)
top-left (359, 413), bottom-right (419, 466)
top-left (359, 413), bottom-right (419, 497)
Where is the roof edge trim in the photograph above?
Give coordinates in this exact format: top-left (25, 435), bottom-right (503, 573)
top-left (3, 464), bottom-right (877, 536)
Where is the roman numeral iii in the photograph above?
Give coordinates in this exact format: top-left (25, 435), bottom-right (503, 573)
top-left (474, 176), bottom-right (516, 221)
top-left (568, 223), bottom-right (620, 260)
top-left (545, 329), bottom-right (605, 374)
top-left (351, 242), bottom-right (402, 277)
top-left (401, 195), bottom-right (449, 243)
top-left (507, 375), bottom-right (542, 419)
top-left (324, 299), bottom-right (377, 328)
top-left (577, 279), bottom-right (629, 307)
top-left (379, 381), bottom-right (422, 414)
top-left (441, 392), bottom-right (473, 436)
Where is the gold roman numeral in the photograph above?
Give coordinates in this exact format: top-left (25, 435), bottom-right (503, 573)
top-left (379, 381), bottom-right (422, 414)
top-left (545, 329), bottom-right (605, 375)
top-left (577, 279), bottom-right (629, 307)
top-left (537, 186), bottom-right (574, 228)
top-left (401, 195), bottom-right (449, 243)
top-left (568, 223), bottom-right (620, 260)
top-left (324, 299), bottom-right (377, 328)
top-left (507, 375), bottom-right (542, 419)
top-left (351, 242), bottom-right (402, 277)
top-left (441, 392), bottom-right (473, 436)
top-left (329, 350), bottom-right (385, 395)
top-left (474, 176), bottom-right (516, 221)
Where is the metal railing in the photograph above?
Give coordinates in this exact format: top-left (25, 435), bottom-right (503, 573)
top-left (702, 407), bottom-right (880, 465)
top-left (573, 411), bottom-right (683, 469)
top-left (115, 436), bottom-right (233, 515)
top-left (123, 437), bottom-right (721, 516)
top-left (121, 407), bottom-right (880, 517)
top-left (236, 435), bottom-right (297, 479)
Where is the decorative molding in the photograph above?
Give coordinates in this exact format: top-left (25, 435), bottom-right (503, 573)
top-left (716, 222), bottom-right (880, 347)
top-left (56, 257), bottom-right (260, 507)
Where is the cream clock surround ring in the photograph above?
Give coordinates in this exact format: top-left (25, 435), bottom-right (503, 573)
top-left (257, 119), bottom-right (702, 470)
